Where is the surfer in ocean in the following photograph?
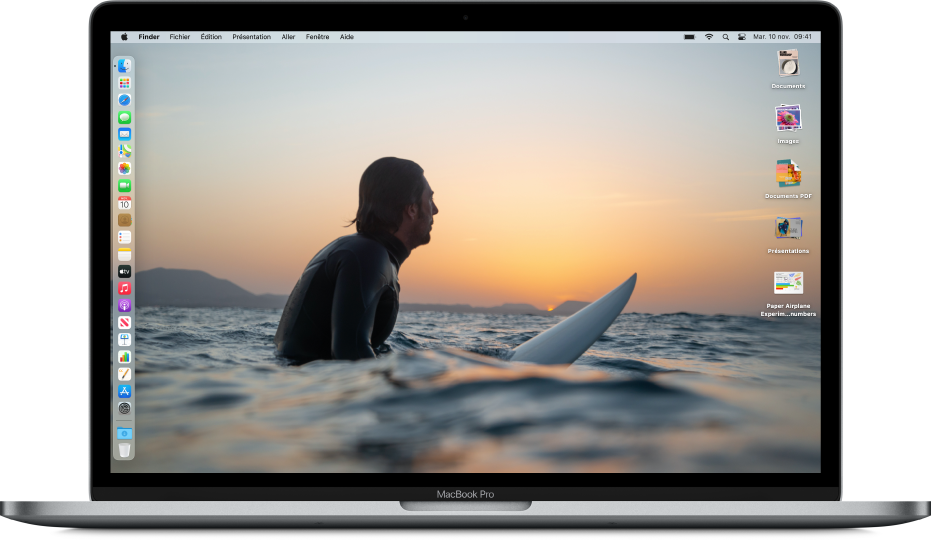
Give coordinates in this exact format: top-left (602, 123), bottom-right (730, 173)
top-left (274, 157), bottom-right (438, 362)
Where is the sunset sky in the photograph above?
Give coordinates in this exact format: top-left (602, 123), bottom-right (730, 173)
top-left (115, 42), bottom-right (822, 315)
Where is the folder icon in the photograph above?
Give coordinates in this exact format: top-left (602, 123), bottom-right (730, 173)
top-left (118, 248), bottom-right (131, 261)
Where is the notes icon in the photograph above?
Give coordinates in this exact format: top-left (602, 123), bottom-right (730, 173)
top-left (118, 248), bottom-right (131, 261)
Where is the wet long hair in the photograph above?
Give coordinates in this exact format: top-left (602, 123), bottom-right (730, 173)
top-left (349, 157), bottom-right (425, 236)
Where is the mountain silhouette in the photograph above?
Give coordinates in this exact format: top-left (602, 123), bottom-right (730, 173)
top-left (135, 268), bottom-right (288, 308)
top-left (550, 301), bottom-right (591, 315)
top-left (400, 300), bottom-right (590, 316)
top-left (131, 268), bottom-right (592, 314)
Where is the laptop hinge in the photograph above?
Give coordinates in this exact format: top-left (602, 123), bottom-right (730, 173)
top-left (400, 501), bottom-right (532, 511)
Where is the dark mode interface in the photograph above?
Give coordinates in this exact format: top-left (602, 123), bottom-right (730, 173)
top-left (110, 31), bottom-right (822, 473)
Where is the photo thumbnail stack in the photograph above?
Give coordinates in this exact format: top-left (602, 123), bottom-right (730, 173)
top-left (776, 104), bottom-right (803, 132)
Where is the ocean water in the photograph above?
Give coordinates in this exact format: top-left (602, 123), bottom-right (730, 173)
top-left (115, 308), bottom-right (821, 473)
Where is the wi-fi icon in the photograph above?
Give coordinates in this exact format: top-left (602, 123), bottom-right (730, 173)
top-left (704, 33), bottom-right (714, 40)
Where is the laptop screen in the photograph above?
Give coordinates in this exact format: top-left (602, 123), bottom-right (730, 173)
top-left (109, 29), bottom-right (822, 477)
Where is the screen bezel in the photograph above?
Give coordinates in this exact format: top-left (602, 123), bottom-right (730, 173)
top-left (89, 1), bottom-right (842, 502)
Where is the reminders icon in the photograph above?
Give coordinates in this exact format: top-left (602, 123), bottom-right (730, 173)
top-left (118, 248), bottom-right (131, 261)
top-left (118, 128), bottom-right (131, 141)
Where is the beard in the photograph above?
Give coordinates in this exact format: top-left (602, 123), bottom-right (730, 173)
top-left (416, 206), bottom-right (433, 246)
top-left (419, 218), bottom-right (433, 246)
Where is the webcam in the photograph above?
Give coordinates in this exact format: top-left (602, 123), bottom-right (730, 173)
top-left (463, 15), bottom-right (468, 20)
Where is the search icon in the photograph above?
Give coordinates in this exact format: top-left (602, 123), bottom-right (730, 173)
top-left (723, 33), bottom-right (729, 40)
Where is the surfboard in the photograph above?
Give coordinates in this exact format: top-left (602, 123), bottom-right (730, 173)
top-left (509, 273), bottom-right (637, 365)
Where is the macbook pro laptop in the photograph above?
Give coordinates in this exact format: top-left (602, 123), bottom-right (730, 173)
top-left (3, 0), bottom-right (929, 529)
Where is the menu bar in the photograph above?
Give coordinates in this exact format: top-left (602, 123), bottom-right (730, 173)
top-left (111, 31), bottom-right (821, 44)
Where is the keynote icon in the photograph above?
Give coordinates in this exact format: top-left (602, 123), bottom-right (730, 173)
top-left (118, 248), bottom-right (131, 261)
top-left (118, 333), bottom-right (131, 346)
top-left (118, 316), bottom-right (132, 329)
top-left (118, 350), bottom-right (131, 363)
top-left (118, 282), bottom-right (131, 295)
top-left (117, 384), bottom-right (131, 398)
top-left (118, 299), bottom-right (132, 312)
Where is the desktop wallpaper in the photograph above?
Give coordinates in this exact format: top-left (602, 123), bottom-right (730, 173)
top-left (110, 41), bottom-right (822, 473)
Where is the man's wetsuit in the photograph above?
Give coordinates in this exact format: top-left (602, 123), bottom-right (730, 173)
top-left (274, 232), bottom-right (410, 362)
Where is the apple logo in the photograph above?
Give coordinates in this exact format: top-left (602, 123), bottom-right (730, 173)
top-left (121, 33), bottom-right (128, 41)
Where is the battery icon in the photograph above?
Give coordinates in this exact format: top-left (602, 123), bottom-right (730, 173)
top-left (684, 34), bottom-right (695, 40)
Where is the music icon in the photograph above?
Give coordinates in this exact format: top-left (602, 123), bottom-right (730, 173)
top-left (118, 282), bottom-right (132, 295)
